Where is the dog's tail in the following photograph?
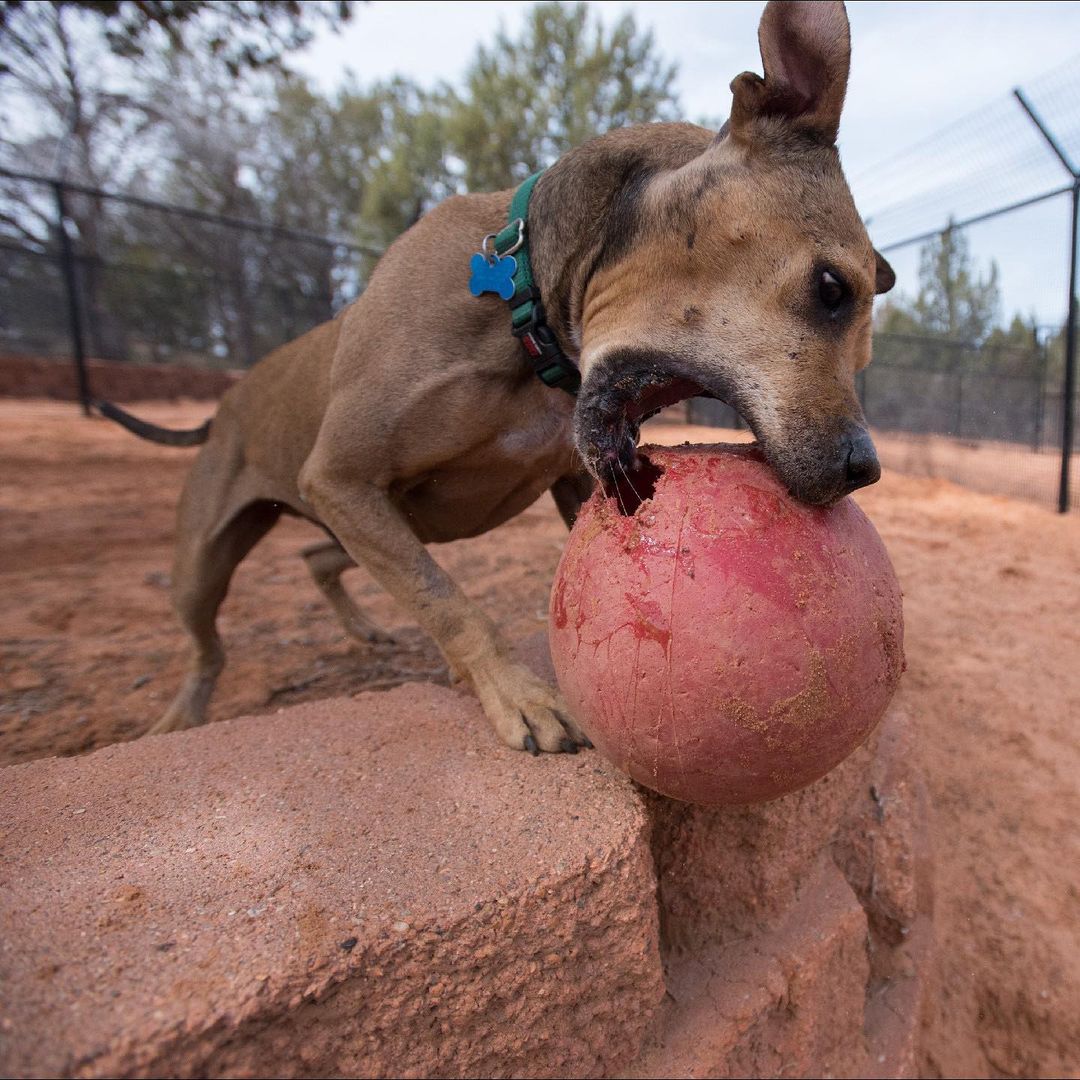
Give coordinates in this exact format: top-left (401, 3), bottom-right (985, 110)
top-left (93, 398), bottom-right (211, 447)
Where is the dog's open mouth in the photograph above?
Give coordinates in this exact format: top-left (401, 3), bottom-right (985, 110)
top-left (574, 349), bottom-right (720, 501)
top-left (574, 349), bottom-right (725, 514)
top-left (603, 376), bottom-right (703, 513)
top-left (624, 376), bottom-right (704, 424)
top-left (587, 372), bottom-right (700, 486)
top-left (574, 348), bottom-right (875, 511)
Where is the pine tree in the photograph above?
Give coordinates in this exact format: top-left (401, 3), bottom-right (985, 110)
top-left (446, 1), bottom-right (679, 192)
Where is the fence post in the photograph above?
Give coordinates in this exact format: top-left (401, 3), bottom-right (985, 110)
top-left (1033, 326), bottom-right (1046, 453)
top-left (52, 181), bottom-right (91, 416)
top-left (1060, 181), bottom-right (1079, 513)
top-left (950, 342), bottom-right (964, 440)
top-left (1014, 89), bottom-right (1078, 512)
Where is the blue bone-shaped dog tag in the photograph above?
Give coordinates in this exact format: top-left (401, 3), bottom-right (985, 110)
top-left (469, 251), bottom-right (517, 301)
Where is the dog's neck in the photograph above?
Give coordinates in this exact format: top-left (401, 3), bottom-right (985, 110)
top-left (527, 122), bottom-right (714, 362)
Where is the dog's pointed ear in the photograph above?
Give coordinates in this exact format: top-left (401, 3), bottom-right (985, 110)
top-left (727, 0), bottom-right (851, 143)
top-left (874, 249), bottom-right (896, 295)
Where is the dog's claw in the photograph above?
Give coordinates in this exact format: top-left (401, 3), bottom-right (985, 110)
top-left (477, 663), bottom-right (583, 755)
top-left (582, 734), bottom-right (594, 750)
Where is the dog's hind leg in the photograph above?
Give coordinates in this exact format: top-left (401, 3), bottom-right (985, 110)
top-left (149, 437), bottom-right (281, 736)
top-left (300, 538), bottom-right (394, 644)
top-left (149, 499), bottom-right (279, 735)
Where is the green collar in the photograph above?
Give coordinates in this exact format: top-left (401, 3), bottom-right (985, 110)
top-left (490, 171), bottom-right (581, 396)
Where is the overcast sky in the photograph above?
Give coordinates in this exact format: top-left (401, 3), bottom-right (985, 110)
top-left (293, 1), bottom-right (1080, 324)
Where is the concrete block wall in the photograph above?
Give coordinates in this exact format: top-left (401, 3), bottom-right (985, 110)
top-left (0, 677), bottom-right (932, 1078)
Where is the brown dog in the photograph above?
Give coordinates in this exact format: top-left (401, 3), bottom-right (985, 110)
top-left (101, 0), bottom-right (893, 753)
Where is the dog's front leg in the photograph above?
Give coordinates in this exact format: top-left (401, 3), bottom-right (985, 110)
top-left (299, 465), bottom-right (587, 755)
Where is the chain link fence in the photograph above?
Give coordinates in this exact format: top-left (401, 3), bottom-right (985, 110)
top-left (1, 103), bottom-right (1077, 512)
top-left (0, 171), bottom-right (375, 378)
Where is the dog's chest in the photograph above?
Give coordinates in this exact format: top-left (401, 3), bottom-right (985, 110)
top-left (496, 420), bottom-right (568, 459)
top-left (395, 413), bottom-right (575, 542)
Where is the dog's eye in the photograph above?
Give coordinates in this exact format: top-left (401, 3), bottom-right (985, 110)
top-left (818, 270), bottom-right (848, 312)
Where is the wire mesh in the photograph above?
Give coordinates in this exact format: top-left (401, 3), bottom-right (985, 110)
top-left (863, 331), bottom-right (1077, 509)
top-left (851, 54), bottom-right (1080, 248)
top-left (0, 172), bottom-right (371, 370)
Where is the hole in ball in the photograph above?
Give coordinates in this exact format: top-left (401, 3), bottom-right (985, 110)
top-left (604, 453), bottom-right (664, 516)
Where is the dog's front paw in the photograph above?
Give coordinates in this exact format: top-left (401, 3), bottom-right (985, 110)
top-left (471, 661), bottom-right (592, 755)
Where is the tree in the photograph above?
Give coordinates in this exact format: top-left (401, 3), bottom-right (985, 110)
top-left (0, 3), bottom-right (358, 366)
top-left (258, 73), bottom-right (382, 241)
top-left (130, 44), bottom-right (266, 364)
top-left (873, 298), bottom-right (921, 338)
top-left (334, 3), bottom-right (682, 258)
top-left (359, 79), bottom-right (456, 251)
top-left (0, 1), bottom-right (353, 79)
top-left (982, 313), bottom-right (1041, 376)
top-left (877, 225), bottom-right (1001, 346)
top-left (447, 1), bottom-right (679, 192)
top-left (0, 4), bottom-right (158, 357)
top-left (1044, 308), bottom-right (1076, 387)
top-left (0, 0), bottom-right (686, 369)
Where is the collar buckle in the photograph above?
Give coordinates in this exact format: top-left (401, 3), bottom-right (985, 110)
top-left (511, 300), bottom-right (581, 394)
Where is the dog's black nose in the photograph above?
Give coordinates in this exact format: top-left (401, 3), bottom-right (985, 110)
top-left (842, 428), bottom-right (881, 494)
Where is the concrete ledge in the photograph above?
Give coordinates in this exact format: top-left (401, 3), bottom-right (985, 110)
top-left (835, 709), bottom-right (935, 1079)
top-left (0, 684), bottom-right (662, 1078)
top-left (1, 664), bottom-right (933, 1079)
top-left (629, 709), bottom-right (933, 1080)
top-left (630, 856), bottom-right (870, 1078)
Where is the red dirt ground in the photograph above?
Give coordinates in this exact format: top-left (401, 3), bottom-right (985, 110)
top-left (2, 399), bottom-right (1079, 1078)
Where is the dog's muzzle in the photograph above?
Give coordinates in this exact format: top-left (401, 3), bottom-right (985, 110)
top-left (575, 348), bottom-right (881, 508)
top-left (766, 422), bottom-right (882, 507)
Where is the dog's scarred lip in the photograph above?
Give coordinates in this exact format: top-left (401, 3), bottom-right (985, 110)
top-left (602, 376), bottom-right (705, 473)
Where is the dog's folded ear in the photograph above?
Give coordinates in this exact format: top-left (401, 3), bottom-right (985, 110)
top-left (727, 0), bottom-right (851, 144)
top-left (874, 249), bottom-right (896, 295)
